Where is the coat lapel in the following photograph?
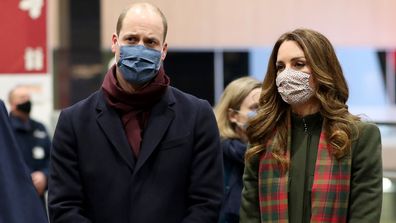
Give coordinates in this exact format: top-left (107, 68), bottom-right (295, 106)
top-left (133, 89), bottom-right (175, 174)
top-left (96, 91), bottom-right (136, 171)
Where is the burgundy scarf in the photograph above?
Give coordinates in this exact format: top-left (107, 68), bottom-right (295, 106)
top-left (101, 65), bottom-right (170, 157)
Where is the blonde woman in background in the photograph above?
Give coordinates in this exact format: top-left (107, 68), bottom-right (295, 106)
top-left (214, 76), bottom-right (262, 223)
top-left (240, 28), bottom-right (382, 223)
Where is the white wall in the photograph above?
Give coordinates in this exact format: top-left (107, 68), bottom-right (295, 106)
top-left (100, 0), bottom-right (396, 49)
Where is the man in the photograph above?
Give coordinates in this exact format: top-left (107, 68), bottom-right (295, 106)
top-left (0, 99), bottom-right (48, 223)
top-left (8, 85), bottom-right (51, 201)
top-left (49, 3), bottom-right (223, 223)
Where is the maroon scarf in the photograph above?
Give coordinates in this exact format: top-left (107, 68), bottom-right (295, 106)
top-left (101, 65), bottom-right (170, 157)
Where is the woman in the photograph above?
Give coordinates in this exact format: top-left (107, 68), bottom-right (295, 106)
top-left (240, 28), bottom-right (382, 223)
top-left (214, 76), bottom-right (262, 223)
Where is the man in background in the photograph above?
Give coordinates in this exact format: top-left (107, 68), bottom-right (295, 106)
top-left (8, 85), bottom-right (51, 202)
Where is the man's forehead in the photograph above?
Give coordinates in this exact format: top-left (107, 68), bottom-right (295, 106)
top-left (125, 5), bottom-right (162, 21)
top-left (13, 86), bottom-right (29, 94)
top-left (121, 9), bottom-right (164, 35)
top-left (123, 6), bottom-right (163, 25)
top-left (10, 87), bottom-right (30, 102)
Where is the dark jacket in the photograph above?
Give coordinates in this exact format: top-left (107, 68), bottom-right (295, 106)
top-left (0, 100), bottom-right (48, 223)
top-left (219, 139), bottom-right (246, 223)
top-left (49, 87), bottom-right (224, 223)
top-left (9, 114), bottom-right (51, 176)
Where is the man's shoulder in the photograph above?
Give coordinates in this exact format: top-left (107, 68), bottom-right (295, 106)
top-left (168, 86), bottom-right (207, 105)
top-left (62, 90), bottom-right (102, 114)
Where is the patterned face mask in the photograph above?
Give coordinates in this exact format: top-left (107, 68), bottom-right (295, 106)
top-left (275, 68), bottom-right (314, 105)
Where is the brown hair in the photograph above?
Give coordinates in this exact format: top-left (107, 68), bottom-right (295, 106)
top-left (245, 28), bottom-right (360, 169)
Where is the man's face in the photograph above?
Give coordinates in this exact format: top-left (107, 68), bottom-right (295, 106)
top-left (111, 7), bottom-right (168, 62)
top-left (10, 87), bottom-right (31, 111)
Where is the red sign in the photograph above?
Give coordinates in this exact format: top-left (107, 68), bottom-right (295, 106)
top-left (0, 0), bottom-right (47, 74)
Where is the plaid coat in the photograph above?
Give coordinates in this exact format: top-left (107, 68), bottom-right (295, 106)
top-left (240, 121), bottom-right (382, 223)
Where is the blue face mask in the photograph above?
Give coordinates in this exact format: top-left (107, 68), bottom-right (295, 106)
top-left (242, 110), bottom-right (257, 130)
top-left (246, 110), bottom-right (257, 119)
top-left (117, 44), bottom-right (162, 85)
top-left (232, 110), bottom-right (258, 130)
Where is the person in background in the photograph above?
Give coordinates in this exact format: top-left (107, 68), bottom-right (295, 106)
top-left (240, 28), bottom-right (382, 223)
top-left (214, 76), bottom-right (262, 223)
top-left (8, 85), bottom-right (51, 203)
top-left (0, 99), bottom-right (48, 223)
top-left (48, 2), bottom-right (223, 223)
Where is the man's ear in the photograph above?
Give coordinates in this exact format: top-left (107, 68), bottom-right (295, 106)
top-left (161, 43), bottom-right (168, 60)
top-left (111, 33), bottom-right (118, 53)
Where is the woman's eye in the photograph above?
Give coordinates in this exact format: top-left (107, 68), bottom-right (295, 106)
top-left (276, 64), bottom-right (284, 71)
top-left (250, 104), bottom-right (259, 110)
top-left (294, 62), bottom-right (305, 68)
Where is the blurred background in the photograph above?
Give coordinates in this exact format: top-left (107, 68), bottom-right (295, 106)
top-left (0, 0), bottom-right (395, 221)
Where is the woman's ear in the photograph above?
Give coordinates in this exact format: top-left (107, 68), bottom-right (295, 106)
top-left (228, 108), bottom-right (239, 124)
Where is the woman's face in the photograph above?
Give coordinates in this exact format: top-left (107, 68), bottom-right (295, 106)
top-left (275, 40), bottom-right (315, 89)
top-left (229, 87), bottom-right (261, 129)
top-left (276, 40), bottom-right (310, 71)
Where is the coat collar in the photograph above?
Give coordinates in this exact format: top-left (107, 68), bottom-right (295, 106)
top-left (95, 88), bottom-right (175, 174)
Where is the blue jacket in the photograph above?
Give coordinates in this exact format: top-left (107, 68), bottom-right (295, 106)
top-left (49, 87), bottom-right (224, 223)
top-left (219, 139), bottom-right (247, 223)
top-left (0, 100), bottom-right (48, 223)
top-left (9, 114), bottom-right (51, 176)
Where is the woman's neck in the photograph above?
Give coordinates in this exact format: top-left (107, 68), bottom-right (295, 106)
top-left (291, 98), bottom-right (320, 117)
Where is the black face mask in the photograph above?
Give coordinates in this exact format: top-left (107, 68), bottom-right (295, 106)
top-left (16, 100), bottom-right (32, 114)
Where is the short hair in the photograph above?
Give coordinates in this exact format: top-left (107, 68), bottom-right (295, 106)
top-left (214, 76), bottom-right (262, 140)
top-left (116, 3), bottom-right (168, 42)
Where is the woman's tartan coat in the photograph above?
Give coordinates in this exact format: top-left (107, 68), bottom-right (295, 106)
top-left (240, 121), bottom-right (382, 223)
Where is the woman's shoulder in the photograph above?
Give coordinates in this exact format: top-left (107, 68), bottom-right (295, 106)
top-left (354, 120), bottom-right (380, 137)
top-left (351, 120), bottom-right (381, 155)
top-left (221, 138), bottom-right (247, 155)
top-left (221, 138), bottom-right (245, 146)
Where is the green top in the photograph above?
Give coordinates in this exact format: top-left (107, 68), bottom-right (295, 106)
top-left (289, 112), bottom-right (322, 223)
top-left (240, 116), bottom-right (383, 223)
